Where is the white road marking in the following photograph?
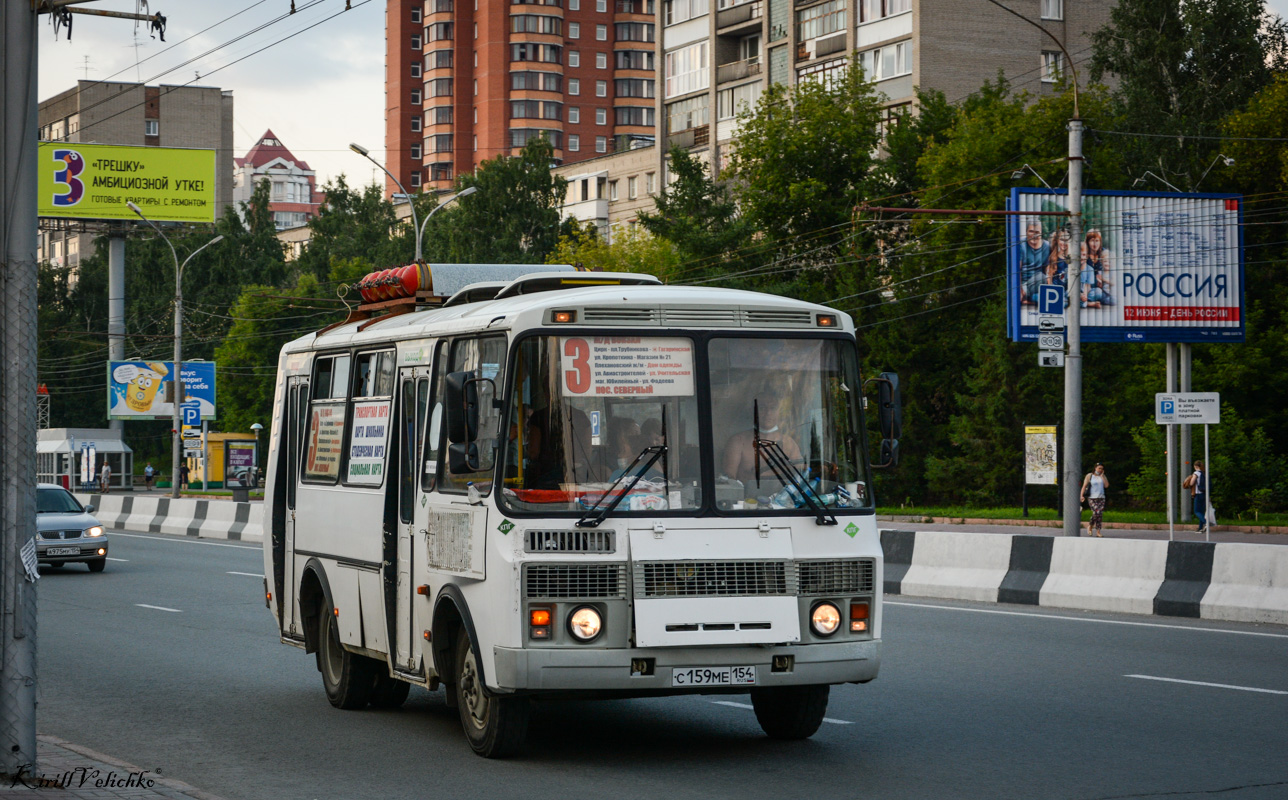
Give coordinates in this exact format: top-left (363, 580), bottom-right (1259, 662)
top-left (135, 604), bottom-right (182, 613)
top-left (1125, 674), bottom-right (1288, 695)
top-left (108, 531), bottom-right (259, 551)
top-left (887, 600), bottom-right (1288, 639)
top-left (227, 571), bottom-right (263, 578)
top-left (711, 700), bottom-right (853, 725)
top-left (105, 557), bottom-right (128, 562)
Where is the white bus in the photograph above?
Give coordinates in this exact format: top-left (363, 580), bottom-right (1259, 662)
top-left (262, 266), bottom-right (899, 757)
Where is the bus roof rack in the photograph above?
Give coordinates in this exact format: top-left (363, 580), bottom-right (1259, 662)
top-left (493, 271), bottom-right (662, 300)
top-left (443, 281), bottom-right (510, 307)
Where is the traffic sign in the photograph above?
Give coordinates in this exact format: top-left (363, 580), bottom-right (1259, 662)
top-left (1038, 315), bottom-right (1065, 332)
top-left (1038, 284), bottom-right (1066, 314)
top-left (1038, 352), bottom-right (1065, 368)
top-left (1155, 392), bottom-right (1220, 425)
top-left (183, 449), bottom-right (203, 459)
top-left (180, 400), bottom-right (201, 427)
top-left (181, 429), bottom-right (202, 440)
top-left (1037, 332), bottom-right (1065, 350)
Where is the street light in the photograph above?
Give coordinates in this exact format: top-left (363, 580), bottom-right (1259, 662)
top-left (348, 143), bottom-right (478, 262)
top-left (250, 422), bottom-right (264, 487)
top-left (126, 201), bottom-right (224, 499)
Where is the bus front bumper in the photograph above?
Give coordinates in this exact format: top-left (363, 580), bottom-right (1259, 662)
top-left (492, 640), bottom-right (880, 692)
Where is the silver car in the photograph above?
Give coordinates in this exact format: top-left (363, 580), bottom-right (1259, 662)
top-left (36, 483), bottom-right (109, 572)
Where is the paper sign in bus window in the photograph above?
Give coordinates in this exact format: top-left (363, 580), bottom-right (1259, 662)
top-left (305, 404), bottom-right (346, 480)
top-left (347, 400), bottom-right (391, 485)
top-left (560, 337), bottom-right (695, 398)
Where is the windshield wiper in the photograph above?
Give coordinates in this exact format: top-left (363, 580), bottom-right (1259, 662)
top-left (575, 444), bottom-right (667, 528)
top-left (754, 436), bottom-right (837, 526)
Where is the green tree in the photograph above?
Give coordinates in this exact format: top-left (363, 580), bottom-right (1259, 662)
top-left (636, 146), bottom-right (751, 277)
top-left (546, 224), bottom-right (682, 280)
top-left (294, 176), bottom-right (417, 281)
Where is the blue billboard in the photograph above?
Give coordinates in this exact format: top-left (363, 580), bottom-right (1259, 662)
top-left (107, 361), bottom-right (217, 421)
top-left (1007, 188), bottom-right (1244, 343)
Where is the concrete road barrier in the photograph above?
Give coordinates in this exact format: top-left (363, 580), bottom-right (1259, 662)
top-left (1041, 538), bottom-right (1169, 616)
top-left (1201, 543), bottom-right (1288, 624)
top-left (897, 531), bottom-right (1012, 603)
top-left (75, 493), bottom-right (263, 543)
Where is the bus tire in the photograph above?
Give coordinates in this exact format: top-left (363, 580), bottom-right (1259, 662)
top-left (369, 673), bottom-right (411, 709)
top-left (750, 685), bottom-right (830, 740)
top-left (454, 630), bottom-right (529, 758)
top-left (318, 608), bottom-right (377, 710)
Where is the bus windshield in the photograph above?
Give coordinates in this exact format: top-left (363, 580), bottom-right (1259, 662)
top-left (499, 334), bottom-right (871, 516)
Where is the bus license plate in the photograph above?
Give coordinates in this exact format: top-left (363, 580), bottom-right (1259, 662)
top-left (45, 547), bottom-right (79, 556)
top-left (671, 666), bottom-right (756, 687)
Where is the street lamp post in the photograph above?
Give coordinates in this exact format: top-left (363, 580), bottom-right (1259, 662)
top-left (250, 422), bottom-right (264, 487)
top-left (126, 202), bottom-right (223, 499)
top-left (348, 143), bottom-right (476, 262)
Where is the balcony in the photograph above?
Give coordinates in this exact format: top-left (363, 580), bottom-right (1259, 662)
top-left (716, 56), bottom-right (762, 83)
top-left (797, 31), bottom-right (845, 61)
top-left (716, 1), bottom-right (763, 32)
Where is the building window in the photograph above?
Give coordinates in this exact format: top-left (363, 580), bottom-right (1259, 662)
top-left (596, 136), bottom-right (608, 152)
top-left (596, 52), bottom-right (608, 69)
top-left (427, 50), bottom-right (453, 69)
top-left (511, 43), bottom-right (563, 63)
top-left (512, 100), bottom-right (543, 119)
top-left (411, 34), bottom-right (422, 49)
top-left (877, 102), bottom-right (910, 139)
top-left (428, 77), bottom-right (453, 97)
top-left (609, 179), bottom-right (618, 200)
top-left (411, 143), bottom-right (423, 159)
top-left (596, 24), bottom-right (608, 40)
top-left (411, 89), bottom-right (422, 105)
top-left (432, 106), bottom-right (454, 124)
top-left (664, 0), bottom-right (708, 25)
top-left (796, 0), bottom-right (845, 42)
top-left (597, 0), bottom-right (607, 10)
top-left (510, 128), bottom-right (562, 148)
top-left (426, 22), bottom-right (453, 41)
top-left (410, 7), bottom-right (422, 22)
top-left (511, 14), bottom-right (563, 34)
top-left (411, 116), bottom-right (423, 132)
top-left (596, 107), bottom-right (608, 124)
top-left (569, 78), bottom-right (581, 95)
top-left (616, 105), bottom-right (655, 126)
top-left (544, 101), bottom-right (563, 120)
top-left (858, 41), bottom-right (911, 81)
top-left (474, 79), bottom-right (478, 95)
top-left (512, 71), bottom-right (562, 91)
top-left (717, 80), bottom-right (762, 119)
top-left (615, 22), bottom-right (655, 41)
top-left (665, 93), bottom-right (709, 133)
top-left (859, 0), bottom-right (909, 23)
top-left (410, 172), bottom-right (422, 187)
top-left (615, 78), bottom-right (655, 97)
top-left (1041, 0), bottom-right (1062, 20)
top-left (430, 0), bottom-right (453, 10)
top-left (616, 49), bottom-right (655, 70)
top-left (569, 134), bottom-right (580, 151)
top-left (646, 171), bottom-right (655, 194)
top-left (569, 106), bottom-right (581, 123)
top-left (431, 134), bottom-right (454, 153)
top-left (410, 62), bottom-right (422, 77)
top-left (570, 0), bottom-right (579, 8)
top-left (1041, 50), bottom-right (1063, 82)
top-left (596, 80), bottom-right (608, 96)
top-left (628, 176), bottom-right (637, 199)
top-left (474, 135), bottom-right (478, 151)
top-left (799, 56), bottom-right (849, 88)
top-left (664, 42), bottom-right (708, 98)
top-left (570, 51), bottom-right (581, 67)
top-left (144, 119), bottom-right (159, 136)
top-left (430, 163), bottom-right (453, 182)
top-left (570, 21), bottom-right (580, 38)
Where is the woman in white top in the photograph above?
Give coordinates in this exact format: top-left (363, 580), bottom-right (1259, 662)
top-left (1080, 463), bottom-right (1109, 537)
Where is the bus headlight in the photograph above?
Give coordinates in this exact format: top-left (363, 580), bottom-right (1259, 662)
top-left (810, 602), bottom-right (841, 637)
top-left (567, 606), bottom-right (603, 642)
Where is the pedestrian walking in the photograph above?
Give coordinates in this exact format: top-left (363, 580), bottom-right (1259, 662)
top-left (99, 461), bottom-right (111, 494)
top-left (179, 462), bottom-right (191, 490)
top-left (1183, 460), bottom-right (1209, 533)
top-left (144, 462), bottom-right (155, 490)
top-left (1080, 462), bottom-right (1109, 537)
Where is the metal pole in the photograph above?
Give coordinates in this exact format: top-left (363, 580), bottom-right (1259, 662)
top-left (172, 263), bottom-right (183, 499)
top-left (0, 0), bottom-right (41, 774)
top-left (1166, 344), bottom-right (1177, 523)
top-left (1179, 343), bottom-right (1192, 521)
top-left (202, 419), bottom-right (209, 492)
top-left (1167, 424), bottom-right (1174, 542)
top-left (108, 233), bottom-right (125, 434)
top-left (1061, 118), bottom-right (1084, 537)
top-left (1204, 423), bottom-right (1210, 542)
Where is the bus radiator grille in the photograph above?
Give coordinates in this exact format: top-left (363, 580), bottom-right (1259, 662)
top-left (523, 563), bottom-right (628, 599)
top-left (524, 529), bottom-right (616, 554)
top-left (797, 559), bottom-right (875, 595)
top-left (634, 560), bottom-right (796, 598)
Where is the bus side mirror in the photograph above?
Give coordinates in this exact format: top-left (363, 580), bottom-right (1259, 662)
top-left (448, 442), bottom-right (480, 474)
top-left (444, 371), bottom-right (479, 444)
top-left (879, 439), bottom-right (900, 468)
top-left (877, 372), bottom-right (902, 440)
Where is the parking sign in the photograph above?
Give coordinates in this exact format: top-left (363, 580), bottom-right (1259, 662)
top-left (181, 400), bottom-right (201, 427)
top-left (1038, 284), bottom-right (1065, 315)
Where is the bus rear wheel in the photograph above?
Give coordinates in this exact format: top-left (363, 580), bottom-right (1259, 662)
top-left (454, 630), bottom-right (529, 758)
top-left (318, 609), bottom-right (377, 710)
top-left (750, 685), bottom-right (830, 740)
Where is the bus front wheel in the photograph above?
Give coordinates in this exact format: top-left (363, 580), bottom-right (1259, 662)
top-left (318, 609), bottom-right (377, 710)
top-left (454, 630), bottom-right (529, 758)
top-left (750, 685), bottom-right (830, 740)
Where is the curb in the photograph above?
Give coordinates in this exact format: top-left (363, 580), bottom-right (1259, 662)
top-left (878, 514), bottom-right (1288, 536)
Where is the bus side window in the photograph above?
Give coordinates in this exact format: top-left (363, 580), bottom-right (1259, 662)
top-left (441, 336), bottom-right (506, 493)
top-left (422, 341), bottom-right (447, 493)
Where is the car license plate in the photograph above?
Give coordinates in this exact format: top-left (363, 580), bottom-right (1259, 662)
top-left (671, 666), bottom-right (756, 687)
top-left (45, 547), bottom-right (79, 556)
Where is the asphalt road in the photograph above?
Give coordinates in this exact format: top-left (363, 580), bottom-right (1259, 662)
top-left (35, 530), bottom-right (1288, 800)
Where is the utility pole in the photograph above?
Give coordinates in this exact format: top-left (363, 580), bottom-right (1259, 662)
top-left (108, 228), bottom-right (126, 434)
top-left (1062, 119), bottom-right (1084, 537)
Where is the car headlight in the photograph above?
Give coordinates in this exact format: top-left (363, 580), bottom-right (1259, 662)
top-left (84, 526), bottom-right (104, 538)
top-left (810, 602), bottom-right (841, 637)
top-left (567, 606), bottom-right (603, 642)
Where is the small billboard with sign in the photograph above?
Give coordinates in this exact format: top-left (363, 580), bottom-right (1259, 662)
top-left (1008, 189), bottom-right (1243, 343)
top-left (38, 142), bottom-right (216, 223)
top-left (107, 361), bottom-right (217, 420)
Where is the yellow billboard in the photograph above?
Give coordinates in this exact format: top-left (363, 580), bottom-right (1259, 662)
top-left (37, 142), bottom-right (216, 223)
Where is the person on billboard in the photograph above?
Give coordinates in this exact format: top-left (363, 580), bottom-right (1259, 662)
top-left (1043, 230), bottom-right (1070, 293)
top-left (1083, 229), bottom-right (1115, 306)
top-left (1019, 223), bottom-right (1051, 305)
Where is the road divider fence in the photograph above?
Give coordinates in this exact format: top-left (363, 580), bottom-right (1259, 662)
top-left (75, 493), bottom-right (262, 543)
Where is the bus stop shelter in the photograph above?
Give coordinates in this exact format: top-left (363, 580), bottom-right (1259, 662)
top-left (37, 428), bottom-right (134, 492)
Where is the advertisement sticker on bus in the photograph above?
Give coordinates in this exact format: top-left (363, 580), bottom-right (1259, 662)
top-left (305, 405), bottom-right (345, 480)
top-left (559, 336), bottom-right (695, 397)
top-left (346, 400), bottom-right (391, 485)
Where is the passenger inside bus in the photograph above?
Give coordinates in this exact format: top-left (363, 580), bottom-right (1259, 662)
top-left (524, 403), bottom-right (599, 488)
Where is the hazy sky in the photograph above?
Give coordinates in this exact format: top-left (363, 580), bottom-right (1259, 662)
top-left (35, 0), bottom-right (1288, 191)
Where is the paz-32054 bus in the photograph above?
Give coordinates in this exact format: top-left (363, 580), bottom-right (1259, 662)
top-left (262, 265), bottom-right (899, 757)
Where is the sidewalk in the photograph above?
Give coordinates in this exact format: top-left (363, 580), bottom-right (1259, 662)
top-left (880, 515), bottom-right (1288, 545)
top-left (0, 735), bottom-right (225, 800)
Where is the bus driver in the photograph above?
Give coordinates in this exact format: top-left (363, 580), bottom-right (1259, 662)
top-left (721, 380), bottom-right (803, 484)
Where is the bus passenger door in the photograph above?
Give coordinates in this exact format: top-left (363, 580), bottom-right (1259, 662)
top-left (394, 368), bottom-right (430, 673)
top-left (283, 377), bottom-right (308, 638)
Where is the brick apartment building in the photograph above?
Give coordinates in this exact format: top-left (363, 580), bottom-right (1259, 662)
top-left (386, 0), bottom-right (658, 195)
top-left (37, 81), bottom-right (235, 274)
top-left (233, 130), bottom-right (323, 230)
